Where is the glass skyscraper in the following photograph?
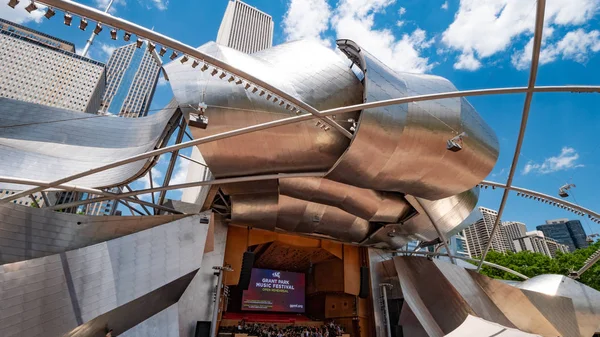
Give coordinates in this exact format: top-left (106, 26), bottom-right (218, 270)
top-left (536, 219), bottom-right (588, 252)
top-left (99, 42), bottom-right (161, 118)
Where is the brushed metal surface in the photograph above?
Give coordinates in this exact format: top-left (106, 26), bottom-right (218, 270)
top-left (165, 40), bottom-right (361, 178)
top-left (0, 202), bottom-right (187, 265)
top-left (328, 40), bottom-right (499, 200)
top-left (279, 177), bottom-right (411, 223)
top-left (0, 97), bottom-right (177, 190)
top-left (518, 274), bottom-right (600, 337)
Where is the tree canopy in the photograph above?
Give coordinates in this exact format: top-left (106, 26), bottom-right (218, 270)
top-left (476, 241), bottom-right (600, 291)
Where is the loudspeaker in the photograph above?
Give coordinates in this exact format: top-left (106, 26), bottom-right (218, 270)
top-left (194, 321), bottom-right (211, 337)
top-left (358, 266), bottom-right (369, 298)
top-left (239, 251), bottom-right (255, 290)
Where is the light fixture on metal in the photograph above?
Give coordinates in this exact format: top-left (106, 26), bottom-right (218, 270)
top-left (24, 1), bottom-right (36, 12)
top-left (63, 12), bottom-right (72, 26)
top-left (110, 28), bottom-right (117, 40)
top-left (123, 31), bottom-right (131, 41)
top-left (148, 42), bottom-right (155, 52)
top-left (447, 132), bottom-right (467, 152)
top-left (44, 7), bottom-right (55, 19)
top-left (227, 76), bottom-right (235, 82)
top-left (135, 39), bottom-right (143, 48)
top-left (170, 51), bottom-right (178, 60)
top-left (93, 23), bottom-right (102, 35)
top-left (188, 102), bottom-right (209, 129)
top-left (210, 69), bottom-right (218, 76)
top-left (219, 72), bottom-right (226, 79)
top-left (200, 63), bottom-right (209, 71)
top-left (191, 60), bottom-right (199, 68)
top-left (180, 55), bottom-right (188, 64)
top-left (235, 79), bottom-right (243, 85)
top-left (159, 46), bottom-right (167, 57)
top-left (8, 0), bottom-right (19, 9)
top-left (79, 17), bottom-right (87, 30)
top-left (558, 183), bottom-right (575, 198)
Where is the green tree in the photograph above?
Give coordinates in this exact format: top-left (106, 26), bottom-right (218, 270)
top-left (475, 241), bottom-right (600, 291)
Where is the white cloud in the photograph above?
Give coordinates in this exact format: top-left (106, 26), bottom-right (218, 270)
top-left (442, 0), bottom-right (600, 70)
top-left (491, 167), bottom-right (506, 178)
top-left (0, 1), bottom-right (46, 24)
top-left (332, 0), bottom-right (435, 73)
top-left (94, 0), bottom-right (125, 13)
top-left (396, 20), bottom-right (405, 27)
top-left (101, 43), bottom-right (117, 56)
top-left (398, 7), bottom-right (406, 15)
top-left (135, 166), bottom-right (163, 202)
top-left (454, 51), bottom-right (481, 70)
top-left (283, 0), bottom-right (332, 46)
top-left (157, 76), bottom-right (168, 86)
top-left (170, 159), bottom-right (190, 185)
top-left (441, 1), bottom-right (449, 10)
top-left (522, 147), bottom-right (584, 175)
top-left (149, 0), bottom-right (169, 11)
top-left (87, 43), bottom-right (117, 61)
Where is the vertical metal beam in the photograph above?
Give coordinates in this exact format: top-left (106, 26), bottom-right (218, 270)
top-left (29, 194), bottom-right (41, 208)
top-left (380, 284), bottom-right (393, 337)
top-left (477, 0), bottom-right (546, 271)
top-left (41, 191), bottom-right (51, 207)
top-left (147, 170), bottom-right (157, 208)
top-left (157, 116), bottom-right (187, 209)
top-left (81, 0), bottom-right (114, 57)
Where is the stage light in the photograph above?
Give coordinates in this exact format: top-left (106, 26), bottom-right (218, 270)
top-left (235, 79), bottom-right (243, 85)
top-left (191, 60), bottom-right (199, 68)
top-left (93, 23), bottom-right (102, 35)
top-left (286, 104), bottom-right (291, 110)
top-left (170, 51), bottom-right (178, 60)
top-left (273, 97), bottom-right (278, 103)
top-left (148, 42), bottom-right (156, 53)
top-left (267, 94), bottom-right (272, 100)
top-left (200, 63), bottom-right (209, 71)
top-left (44, 7), bottom-right (55, 19)
top-left (24, 1), bottom-right (37, 13)
top-left (180, 55), bottom-right (189, 64)
top-left (251, 87), bottom-right (258, 93)
top-left (79, 18), bottom-right (88, 30)
top-left (159, 46), bottom-right (166, 56)
top-left (259, 90), bottom-right (265, 96)
top-left (135, 39), bottom-right (143, 48)
top-left (219, 72), bottom-right (226, 79)
top-left (64, 12), bottom-right (72, 26)
top-left (211, 69), bottom-right (218, 76)
top-left (244, 83), bottom-right (251, 90)
top-left (447, 132), bottom-right (466, 152)
top-left (8, 0), bottom-right (19, 9)
top-left (279, 100), bottom-right (285, 106)
top-left (110, 28), bottom-right (117, 40)
top-left (123, 31), bottom-right (131, 41)
top-left (228, 76), bottom-right (235, 82)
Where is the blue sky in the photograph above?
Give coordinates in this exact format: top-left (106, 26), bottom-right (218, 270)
top-left (2, 0), bottom-right (600, 234)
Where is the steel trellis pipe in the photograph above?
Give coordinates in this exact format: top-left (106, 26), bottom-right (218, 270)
top-left (4, 84), bottom-right (600, 204)
top-left (476, 0), bottom-right (546, 271)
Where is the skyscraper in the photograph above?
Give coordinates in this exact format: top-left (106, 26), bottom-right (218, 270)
top-left (0, 18), bottom-right (105, 113)
top-left (513, 230), bottom-right (570, 258)
top-left (182, 0), bottom-right (274, 205)
top-left (99, 42), bottom-right (161, 118)
top-left (537, 219), bottom-right (589, 252)
top-left (502, 221), bottom-right (526, 251)
top-left (216, 0), bottom-right (274, 53)
top-left (462, 207), bottom-right (510, 257)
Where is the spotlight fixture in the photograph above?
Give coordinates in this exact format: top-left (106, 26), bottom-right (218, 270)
top-left (159, 46), bottom-right (166, 56)
top-left (446, 132), bottom-right (467, 152)
top-left (200, 63), bottom-right (209, 71)
top-left (24, 1), bottom-right (37, 13)
top-left (517, 192), bottom-right (521, 196)
top-left (123, 31), bottom-right (131, 41)
top-left (267, 94), bottom-right (272, 100)
top-left (180, 55), bottom-right (188, 64)
top-left (148, 42), bottom-right (155, 52)
top-left (227, 76), bottom-right (235, 82)
top-left (63, 12), bottom-right (73, 26)
top-left (135, 39), bottom-right (143, 48)
top-left (191, 60), bottom-right (199, 68)
top-left (235, 79), bottom-right (243, 85)
top-left (169, 51), bottom-right (178, 60)
top-left (93, 23), bottom-right (102, 35)
top-left (273, 97), bottom-right (278, 103)
top-left (110, 28), bottom-right (117, 40)
top-left (44, 7), bottom-right (55, 19)
top-left (244, 83), bottom-right (251, 90)
top-left (279, 100), bottom-right (285, 106)
top-left (219, 72), bottom-right (227, 79)
top-left (251, 87), bottom-right (258, 93)
top-left (8, 0), bottom-right (19, 9)
top-left (259, 90), bottom-right (265, 96)
top-left (286, 104), bottom-right (291, 110)
top-left (492, 186), bottom-right (495, 190)
top-left (79, 18), bottom-right (88, 31)
top-left (211, 69), bottom-right (218, 76)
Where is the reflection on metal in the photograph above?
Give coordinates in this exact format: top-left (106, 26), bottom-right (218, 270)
top-left (328, 40), bottom-right (499, 200)
top-left (0, 97), bottom-right (178, 191)
top-left (391, 256), bottom-right (600, 337)
top-left (446, 315), bottom-right (543, 337)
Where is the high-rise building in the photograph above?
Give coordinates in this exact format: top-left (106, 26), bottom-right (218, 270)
top-left (513, 230), bottom-right (570, 258)
top-left (99, 42), bottom-right (161, 118)
top-left (0, 190), bottom-right (47, 207)
top-left (462, 207), bottom-right (510, 257)
top-left (537, 219), bottom-right (588, 252)
top-left (182, 0), bottom-right (274, 205)
top-left (216, 0), bottom-right (274, 54)
top-left (502, 221), bottom-right (526, 251)
top-left (0, 18), bottom-right (106, 113)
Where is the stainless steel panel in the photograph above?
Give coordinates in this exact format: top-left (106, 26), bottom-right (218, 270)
top-left (279, 177), bottom-right (411, 223)
top-left (328, 40), bottom-right (499, 200)
top-left (0, 97), bottom-right (177, 190)
top-left (165, 40), bottom-right (362, 178)
top-left (518, 274), bottom-right (600, 337)
top-left (0, 202), bottom-right (188, 265)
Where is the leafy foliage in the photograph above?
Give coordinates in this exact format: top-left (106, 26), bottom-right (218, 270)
top-left (475, 241), bottom-right (600, 291)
